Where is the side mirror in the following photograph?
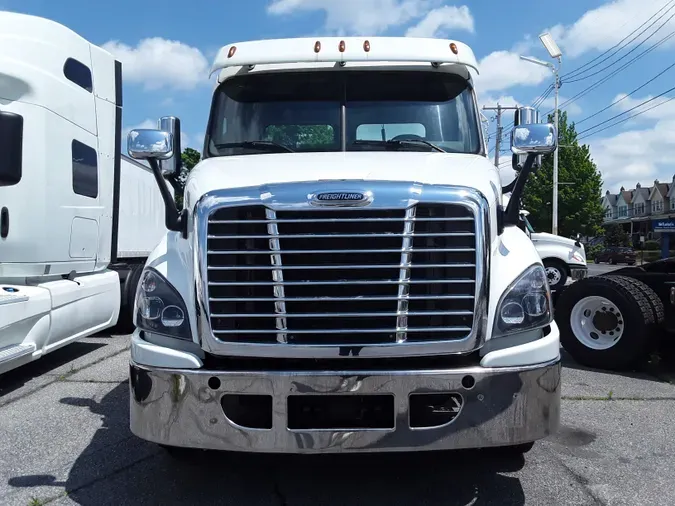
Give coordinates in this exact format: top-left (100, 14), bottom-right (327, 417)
top-left (511, 123), bottom-right (557, 155)
top-left (127, 128), bottom-right (185, 235)
top-left (158, 116), bottom-right (182, 177)
top-left (575, 233), bottom-right (581, 247)
top-left (127, 129), bottom-right (173, 160)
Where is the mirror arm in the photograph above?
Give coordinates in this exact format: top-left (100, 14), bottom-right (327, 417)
top-left (147, 158), bottom-right (187, 237)
top-left (501, 178), bottom-right (517, 194)
top-left (503, 152), bottom-right (537, 228)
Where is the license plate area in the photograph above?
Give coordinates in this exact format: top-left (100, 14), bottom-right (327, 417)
top-left (287, 394), bottom-right (395, 430)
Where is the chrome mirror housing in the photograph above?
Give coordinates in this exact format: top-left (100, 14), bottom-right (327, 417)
top-left (511, 123), bottom-right (557, 155)
top-left (127, 129), bottom-right (174, 160)
top-left (158, 116), bottom-right (182, 177)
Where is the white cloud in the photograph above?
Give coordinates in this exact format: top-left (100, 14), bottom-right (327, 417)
top-left (103, 38), bottom-right (209, 90)
top-left (405, 5), bottom-right (474, 37)
top-left (267, 0), bottom-right (474, 35)
top-left (267, 0), bottom-right (425, 34)
top-left (474, 50), bottom-right (552, 93)
top-left (590, 118), bottom-right (675, 192)
top-left (547, 0), bottom-right (675, 58)
top-left (612, 93), bottom-right (675, 121)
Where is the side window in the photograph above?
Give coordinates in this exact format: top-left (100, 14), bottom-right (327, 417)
top-left (0, 111), bottom-right (23, 186)
top-left (72, 140), bottom-right (98, 198)
top-left (63, 58), bottom-right (93, 93)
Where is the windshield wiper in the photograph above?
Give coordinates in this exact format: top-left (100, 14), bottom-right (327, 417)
top-left (215, 141), bottom-right (295, 153)
top-left (353, 139), bottom-right (446, 153)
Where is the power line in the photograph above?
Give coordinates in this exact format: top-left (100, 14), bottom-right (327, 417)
top-left (578, 95), bottom-right (675, 140)
top-left (562, 0), bottom-right (675, 79)
top-left (576, 58), bottom-right (675, 125)
top-left (565, 7), bottom-right (675, 83)
top-left (543, 27), bottom-right (675, 116)
top-left (576, 83), bottom-right (675, 136)
top-left (532, 85), bottom-right (554, 108)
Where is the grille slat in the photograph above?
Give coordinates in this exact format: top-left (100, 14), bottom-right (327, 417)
top-left (206, 203), bottom-right (477, 346)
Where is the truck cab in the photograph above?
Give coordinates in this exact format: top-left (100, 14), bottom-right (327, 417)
top-left (127, 37), bottom-right (561, 455)
top-left (0, 11), bottom-right (169, 374)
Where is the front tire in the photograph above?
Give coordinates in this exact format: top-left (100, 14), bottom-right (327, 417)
top-left (544, 259), bottom-right (568, 290)
top-left (555, 275), bottom-right (657, 370)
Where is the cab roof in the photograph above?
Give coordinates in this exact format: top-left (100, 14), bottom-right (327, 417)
top-left (211, 36), bottom-right (479, 82)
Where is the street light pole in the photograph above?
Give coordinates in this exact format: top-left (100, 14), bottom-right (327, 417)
top-left (552, 56), bottom-right (561, 235)
top-left (521, 32), bottom-right (563, 235)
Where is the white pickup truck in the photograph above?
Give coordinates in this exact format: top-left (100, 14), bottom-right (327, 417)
top-left (519, 210), bottom-right (587, 290)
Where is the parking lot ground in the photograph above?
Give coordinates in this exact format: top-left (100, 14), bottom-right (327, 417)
top-left (2, 338), bottom-right (675, 506)
top-left (587, 263), bottom-right (624, 277)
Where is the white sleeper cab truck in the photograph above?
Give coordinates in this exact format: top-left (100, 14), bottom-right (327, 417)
top-left (519, 210), bottom-right (587, 290)
top-left (127, 37), bottom-right (562, 456)
top-left (0, 12), bottom-right (169, 374)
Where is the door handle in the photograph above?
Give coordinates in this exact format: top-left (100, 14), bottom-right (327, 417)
top-left (0, 207), bottom-right (8, 238)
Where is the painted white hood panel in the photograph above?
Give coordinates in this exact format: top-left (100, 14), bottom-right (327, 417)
top-left (184, 152), bottom-right (502, 208)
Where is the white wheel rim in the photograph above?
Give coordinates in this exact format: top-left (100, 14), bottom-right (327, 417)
top-left (546, 266), bottom-right (562, 285)
top-left (569, 296), bottom-right (625, 350)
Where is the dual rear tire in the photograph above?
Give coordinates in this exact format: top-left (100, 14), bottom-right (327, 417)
top-left (555, 275), bottom-right (663, 370)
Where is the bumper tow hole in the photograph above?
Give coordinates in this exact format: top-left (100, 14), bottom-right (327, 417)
top-left (221, 394), bottom-right (273, 429)
top-left (409, 393), bottom-right (463, 428)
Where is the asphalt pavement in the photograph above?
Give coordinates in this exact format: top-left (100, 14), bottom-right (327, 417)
top-left (587, 262), bottom-right (625, 277)
top-left (1, 333), bottom-right (675, 506)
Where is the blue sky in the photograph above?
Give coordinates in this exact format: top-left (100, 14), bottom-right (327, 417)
top-left (6, 0), bottom-right (675, 192)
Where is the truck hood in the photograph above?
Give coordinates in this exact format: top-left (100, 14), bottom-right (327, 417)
top-left (184, 152), bottom-right (502, 208)
top-left (531, 231), bottom-right (578, 249)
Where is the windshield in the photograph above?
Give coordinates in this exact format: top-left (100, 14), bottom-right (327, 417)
top-left (204, 70), bottom-right (481, 157)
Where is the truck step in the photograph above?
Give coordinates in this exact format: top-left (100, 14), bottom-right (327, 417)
top-left (0, 343), bottom-right (36, 364)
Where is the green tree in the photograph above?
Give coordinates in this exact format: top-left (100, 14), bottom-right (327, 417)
top-left (264, 125), bottom-right (334, 147)
top-left (520, 111), bottom-right (605, 238)
top-left (604, 223), bottom-right (629, 246)
top-left (171, 147), bottom-right (201, 209)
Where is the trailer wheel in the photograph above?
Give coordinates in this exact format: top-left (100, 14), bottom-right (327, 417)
top-left (544, 259), bottom-right (568, 290)
top-left (556, 275), bottom-right (656, 370)
top-left (117, 263), bottom-right (144, 333)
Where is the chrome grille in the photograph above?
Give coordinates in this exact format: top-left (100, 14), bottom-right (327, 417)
top-left (205, 203), bottom-right (478, 346)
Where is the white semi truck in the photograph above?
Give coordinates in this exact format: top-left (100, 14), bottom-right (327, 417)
top-left (0, 12), bottom-right (170, 374)
top-left (126, 36), bottom-right (563, 456)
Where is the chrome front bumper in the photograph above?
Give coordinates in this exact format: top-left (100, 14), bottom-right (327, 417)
top-left (570, 265), bottom-right (588, 280)
top-left (129, 358), bottom-right (561, 453)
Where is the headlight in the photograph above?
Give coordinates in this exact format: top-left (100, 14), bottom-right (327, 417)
top-left (134, 268), bottom-right (192, 341)
top-left (493, 263), bottom-right (553, 338)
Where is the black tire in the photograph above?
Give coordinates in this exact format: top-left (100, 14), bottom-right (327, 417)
top-left (607, 275), bottom-right (665, 326)
top-left (544, 259), bottom-right (568, 290)
top-left (555, 275), bottom-right (656, 370)
top-left (594, 258), bottom-right (600, 264)
top-left (116, 263), bottom-right (144, 333)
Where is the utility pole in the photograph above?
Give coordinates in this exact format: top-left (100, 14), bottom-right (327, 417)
top-left (483, 104), bottom-right (519, 168)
